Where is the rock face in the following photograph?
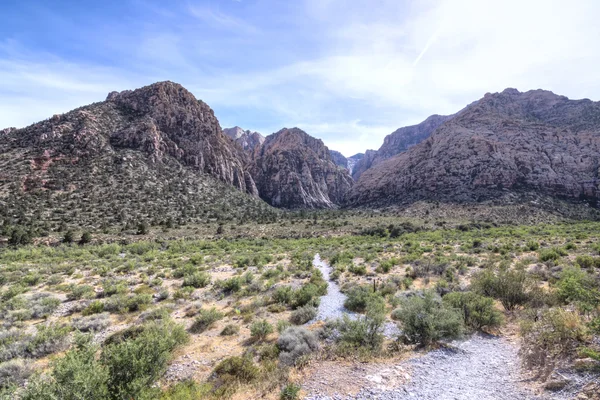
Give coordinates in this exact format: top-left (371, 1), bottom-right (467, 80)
top-left (352, 115), bottom-right (451, 181)
top-left (329, 150), bottom-right (348, 169)
top-left (223, 126), bottom-right (265, 152)
top-left (0, 81), bottom-right (279, 228)
top-left (347, 153), bottom-right (364, 175)
top-left (250, 128), bottom-right (354, 208)
top-left (348, 88), bottom-right (600, 207)
top-left (352, 150), bottom-right (377, 181)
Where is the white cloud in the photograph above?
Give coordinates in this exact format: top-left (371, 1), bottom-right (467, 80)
top-left (1, 0), bottom-right (599, 154)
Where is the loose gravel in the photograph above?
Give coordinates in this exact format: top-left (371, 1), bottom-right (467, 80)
top-left (306, 334), bottom-right (553, 400)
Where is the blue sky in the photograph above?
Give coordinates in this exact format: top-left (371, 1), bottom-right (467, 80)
top-left (1, 0), bottom-right (600, 155)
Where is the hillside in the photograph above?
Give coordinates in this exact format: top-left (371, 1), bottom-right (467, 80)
top-left (0, 82), bottom-right (277, 234)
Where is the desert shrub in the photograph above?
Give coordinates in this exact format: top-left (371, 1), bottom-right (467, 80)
top-left (82, 300), bottom-right (105, 316)
top-left (24, 294), bottom-right (60, 319)
top-left (0, 359), bottom-right (32, 389)
top-left (277, 327), bottom-right (319, 366)
top-left (394, 292), bottom-right (463, 346)
top-left (182, 272), bottom-right (211, 288)
top-left (471, 268), bottom-right (534, 311)
top-left (291, 284), bottom-right (321, 309)
top-left (21, 336), bottom-right (109, 400)
top-left (343, 286), bottom-right (382, 312)
top-left (218, 277), bottom-right (242, 293)
top-left (575, 255), bottom-right (600, 269)
top-left (138, 307), bottom-right (172, 322)
top-left (521, 308), bottom-right (588, 377)
top-left (526, 240), bottom-right (539, 251)
top-left (67, 285), bottom-right (95, 301)
top-left (289, 305), bottom-right (317, 325)
top-left (102, 279), bottom-right (127, 297)
top-left (159, 380), bottom-right (212, 400)
top-left (443, 292), bottom-right (503, 331)
top-left (27, 324), bottom-right (71, 358)
top-left (277, 320), bottom-right (292, 334)
top-left (280, 383), bottom-right (301, 400)
top-left (555, 266), bottom-right (600, 312)
top-left (250, 320), bottom-right (273, 341)
top-left (220, 324), bottom-right (240, 336)
top-left (0, 330), bottom-right (31, 362)
top-left (213, 355), bottom-right (259, 385)
top-left (538, 248), bottom-right (566, 262)
top-left (272, 286), bottom-right (293, 305)
top-left (102, 320), bottom-right (188, 399)
top-left (72, 313), bottom-right (111, 332)
top-left (79, 231), bottom-right (92, 245)
top-left (348, 265), bottom-right (367, 276)
top-left (337, 296), bottom-right (386, 351)
top-left (190, 308), bottom-right (223, 333)
top-left (125, 294), bottom-right (152, 312)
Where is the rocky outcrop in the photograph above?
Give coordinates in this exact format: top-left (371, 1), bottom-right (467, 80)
top-left (348, 88), bottom-right (600, 207)
top-left (250, 128), bottom-right (354, 208)
top-left (329, 150), bottom-right (348, 169)
top-left (223, 126), bottom-right (265, 152)
top-left (352, 115), bottom-right (451, 181)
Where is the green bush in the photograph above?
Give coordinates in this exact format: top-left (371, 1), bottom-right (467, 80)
top-left (102, 320), bottom-right (188, 399)
top-left (291, 284), bottom-right (321, 309)
top-left (82, 300), bottom-right (105, 316)
top-left (218, 277), bottom-right (242, 293)
top-left (182, 272), bottom-right (211, 288)
top-left (343, 286), bottom-right (382, 312)
top-left (27, 324), bottom-right (71, 358)
top-left (538, 248), bottom-right (567, 262)
top-left (555, 267), bottom-right (600, 312)
top-left (21, 335), bottom-right (109, 400)
top-left (213, 355), bottom-right (259, 384)
top-left (443, 292), bottom-right (503, 331)
top-left (289, 305), bottom-right (317, 325)
top-left (190, 308), bottom-right (223, 333)
top-left (220, 324), bottom-right (240, 336)
top-left (67, 285), bottom-right (95, 301)
top-left (250, 319), bottom-right (273, 341)
top-left (337, 295), bottom-right (386, 351)
top-left (394, 292), bottom-right (463, 346)
top-left (280, 383), bottom-right (301, 400)
top-left (471, 268), bottom-right (534, 311)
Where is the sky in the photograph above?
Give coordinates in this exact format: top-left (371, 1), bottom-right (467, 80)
top-left (1, 0), bottom-right (600, 156)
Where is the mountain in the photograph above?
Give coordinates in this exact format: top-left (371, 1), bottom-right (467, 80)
top-left (348, 88), bottom-right (600, 207)
top-left (346, 153), bottom-right (364, 176)
top-left (223, 126), bottom-right (265, 152)
top-left (0, 81), bottom-right (277, 231)
top-left (351, 150), bottom-right (377, 180)
top-left (352, 114), bottom-right (451, 180)
top-left (250, 128), bottom-right (354, 209)
top-left (329, 150), bottom-right (348, 169)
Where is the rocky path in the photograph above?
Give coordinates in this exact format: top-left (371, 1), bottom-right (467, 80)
top-left (306, 334), bottom-right (550, 400)
top-left (306, 255), bottom-right (552, 400)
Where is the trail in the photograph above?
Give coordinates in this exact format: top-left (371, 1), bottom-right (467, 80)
top-left (307, 255), bottom-right (552, 400)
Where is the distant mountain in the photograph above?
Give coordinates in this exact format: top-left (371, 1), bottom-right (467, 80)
top-left (250, 128), bottom-right (354, 209)
top-left (346, 153), bottom-right (364, 176)
top-left (0, 81), bottom-right (277, 231)
top-left (352, 115), bottom-right (452, 181)
top-left (223, 126), bottom-right (265, 152)
top-left (348, 88), bottom-right (600, 207)
top-left (329, 150), bottom-right (348, 169)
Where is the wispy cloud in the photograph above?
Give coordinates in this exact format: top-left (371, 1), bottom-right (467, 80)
top-left (1, 0), bottom-right (599, 155)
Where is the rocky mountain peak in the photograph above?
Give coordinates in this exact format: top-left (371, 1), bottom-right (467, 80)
top-left (223, 126), bottom-right (265, 152)
top-left (250, 127), bottom-right (353, 208)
